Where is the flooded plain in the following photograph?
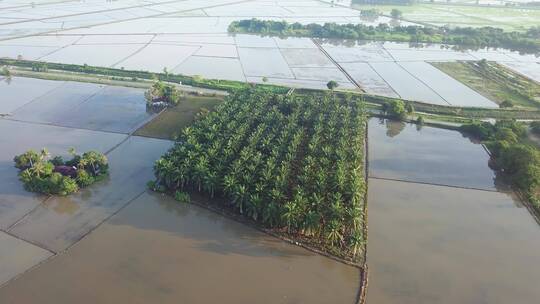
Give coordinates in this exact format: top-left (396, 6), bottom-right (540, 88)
top-left (0, 76), bottom-right (361, 303)
top-left (0, 192), bottom-right (361, 304)
top-left (1, 0), bottom-right (537, 106)
top-left (367, 119), bottom-right (540, 304)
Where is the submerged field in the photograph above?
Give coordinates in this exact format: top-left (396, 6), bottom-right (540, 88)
top-left (432, 61), bottom-right (540, 108)
top-left (367, 119), bottom-right (540, 304)
top-left (0, 76), bottom-right (362, 303)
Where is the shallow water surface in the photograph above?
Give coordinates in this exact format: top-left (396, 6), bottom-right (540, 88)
top-left (367, 118), bottom-right (540, 304)
top-left (0, 192), bottom-right (360, 304)
top-left (367, 179), bottom-right (540, 304)
top-left (368, 119), bottom-right (498, 190)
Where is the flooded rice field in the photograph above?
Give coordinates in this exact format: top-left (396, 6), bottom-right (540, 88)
top-left (6, 78), bottom-right (155, 134)
top-left (368, 119), bottom-right (498, 190)
top-left (398, 61), bottom-right (497, 108)
top-left (369, 62), bottom-right (449, 105)
top-left (1, 0), bottom-right (538, 106)
top-left (0, 192), bottom-right (360, 304)
top-left (367, 119), bottom-right (540, 304)
top-left (0, 76), bottom-right (361, 303)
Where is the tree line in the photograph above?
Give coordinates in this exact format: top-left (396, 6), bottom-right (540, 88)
top-left (460, 120), bottom-right (540, 209)
top-left (151, 89), bottom-right (367, 260)
top-left (228, 19), bottom-right (540, 53)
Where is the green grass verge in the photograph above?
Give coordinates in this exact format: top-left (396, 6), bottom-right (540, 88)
top-left (432, 61), bottom-right (540, 109)
top-left (135, 96), bottom-right (223, 140)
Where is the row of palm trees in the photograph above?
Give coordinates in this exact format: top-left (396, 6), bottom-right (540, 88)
top-left (154, 89), bottom-right (367, 258)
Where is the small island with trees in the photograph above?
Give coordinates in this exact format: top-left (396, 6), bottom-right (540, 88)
top-left (14, 148), bottom-right (109, 196)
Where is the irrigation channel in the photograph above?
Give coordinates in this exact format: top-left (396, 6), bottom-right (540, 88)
top-left (365, 118), bottom-right (540, 304)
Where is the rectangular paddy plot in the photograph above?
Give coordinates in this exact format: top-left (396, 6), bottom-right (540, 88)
top-left (0, 191), bottom-right (360, 304)
top-left (238, 47), bottom-right (294, 78)
top-left (368, 119), bottom-right (498, 191)
top-left (273, 37), bottom-right (317, 49)
top-left (367, 179), bottom-right (540, 304)
top-left (369, 62), bottom-right (448, 105)
top-left (114, 44), bottom-right (200, 73)
top-left (291, 67), bottom-right (351, 83)
top-left (500, 62), bottom-right (540, 83)
top-left (12, 81), bottom-right (105, 124)
top-left (0, 77), bottom-right (64, 115)
top-left (280, 48), bottom-right (335, 68)
top-left (0, 119), bottom-right (126, 230)
top-left (384, 48), bottom-right (477, 62)
top-left (432, 61), bottom-right (540, 108)
top-left (54, 86), bottom-right (155, 134)
top-left (339, 62), bottom-right (398, 98)
top-left (319, 42), bottom-right (394, 63)
top-left (40, 44), bottom-right (144, 67)
top-left (173, 56), bottom-right (246, 82)
top-left (0, 44), bottom-right (61, 61)
top-left (399, 61), bottom-right (497, 108)
top-left (8, 136), bottom-right (173, 253)
top-left (11, 79), bottom-right (155, 134)
top-left (0, 231), bottom-right (52, 286)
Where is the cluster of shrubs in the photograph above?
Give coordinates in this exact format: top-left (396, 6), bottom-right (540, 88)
top-left (381, 99), bottom-right (414, 120)
top-left (144, 80), bottom-right (181, 111)
top-left (14, 148), bottom-right (109, 196)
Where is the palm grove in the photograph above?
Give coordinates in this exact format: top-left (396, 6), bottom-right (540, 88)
top-left (152, 89), bottom-right (367, 260)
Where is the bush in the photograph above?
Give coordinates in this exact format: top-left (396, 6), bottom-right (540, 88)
top-left (76, 170), bottom-right (95, 187)
top-left (13, 150), bottom-right (40, 169)
top-left (326, 80), bottom-right (339, 90)
top-left (459, 121), bottom-right (495, 140)
top-left (500, 100), bottom-right (514, 108)
top-left (174, 191), bottom-right (191, 203)
top-left (531, 121), bottom-right (540, 135)
top-left (382, 100), bottom-right (407, 120)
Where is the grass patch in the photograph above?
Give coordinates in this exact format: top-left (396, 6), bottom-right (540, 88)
top-left (432, 61), bottom-right (540, 109)
top-left (135, 95), bottom-right (223, 140)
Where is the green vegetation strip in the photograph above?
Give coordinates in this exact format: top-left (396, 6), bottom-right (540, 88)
top-left (0, 58), bottom-right (288, 94)
top-left (150, 89), bottom-right (367, 262)
top-left (432, 60), bottom-right (540, 109)
top-left (3, 59), bottom-right (540, 122)
top-left (228, 19), bottom-right (540, 53)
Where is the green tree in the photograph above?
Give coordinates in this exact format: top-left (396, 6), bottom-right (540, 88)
top-left (326, 80), bottom-right (339, 90)
top-left (391, 9), bottom-right (403, 19)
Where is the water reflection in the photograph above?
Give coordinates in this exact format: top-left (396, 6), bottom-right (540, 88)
top-left (369, 118), bottom-right (500, 190)
top-left (0, 191), bottom-right (360, 304)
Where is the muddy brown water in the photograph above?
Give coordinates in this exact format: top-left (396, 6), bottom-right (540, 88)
top-left (0, 192), bottom-right (360, 304)
top-left (367, 119), bottom-right (540, 304)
